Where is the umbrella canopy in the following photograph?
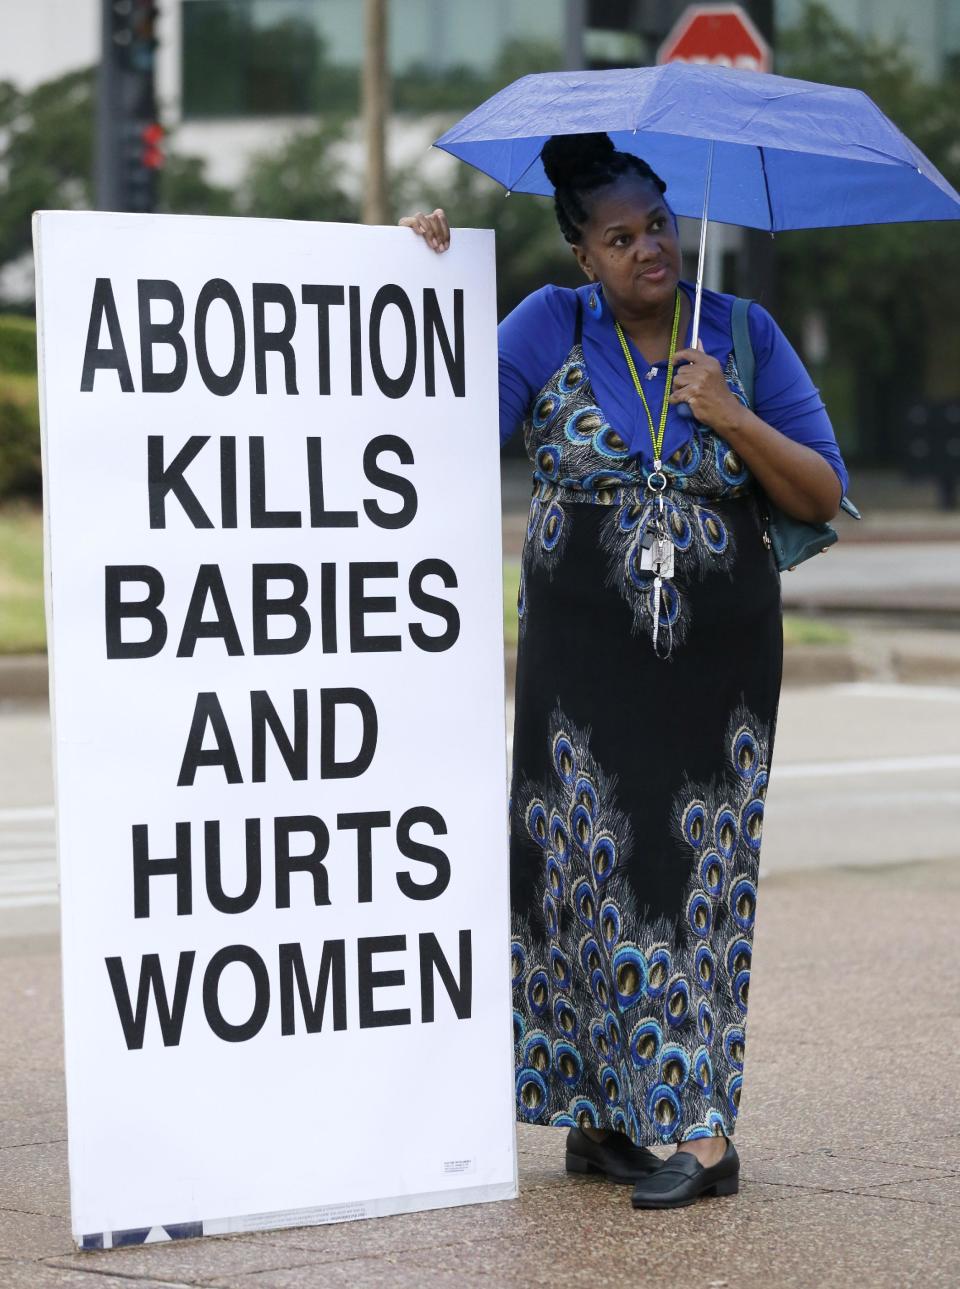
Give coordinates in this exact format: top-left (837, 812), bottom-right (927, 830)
top-left (434, 63), bottom-right (960, 231)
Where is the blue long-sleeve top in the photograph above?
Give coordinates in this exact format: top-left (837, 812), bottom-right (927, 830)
top-left (498, 279), bottom-right (849, 495)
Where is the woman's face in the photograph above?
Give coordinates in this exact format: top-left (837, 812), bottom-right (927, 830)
top-left (572, 176), bottom-right (682, 318)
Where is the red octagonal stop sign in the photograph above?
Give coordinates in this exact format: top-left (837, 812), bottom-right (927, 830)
top-left (657, 3), bottom-right (771, 73)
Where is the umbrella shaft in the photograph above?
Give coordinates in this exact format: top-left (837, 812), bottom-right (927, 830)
top-left (691, 140), bottom-right (715, 350)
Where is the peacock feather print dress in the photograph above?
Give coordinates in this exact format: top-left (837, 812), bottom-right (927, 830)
top-left (507, 288), bottom-right (787, 1146)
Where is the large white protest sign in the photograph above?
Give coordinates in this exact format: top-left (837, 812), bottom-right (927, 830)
top-left (34, 211), bottom-right (516, 1248)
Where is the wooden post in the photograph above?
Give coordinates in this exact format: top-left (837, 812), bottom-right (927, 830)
top-left (362, 0), bottom-right (390, 225)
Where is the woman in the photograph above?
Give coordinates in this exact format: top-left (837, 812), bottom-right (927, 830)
top-left (402, 132), bottom-right (847, 1209)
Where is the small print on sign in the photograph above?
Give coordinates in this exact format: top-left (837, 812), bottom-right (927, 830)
top-left (443, 1160), bottom-right (476, 1176)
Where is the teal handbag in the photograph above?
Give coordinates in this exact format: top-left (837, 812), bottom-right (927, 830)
top-left (730, 297), bottom-right (860, 571)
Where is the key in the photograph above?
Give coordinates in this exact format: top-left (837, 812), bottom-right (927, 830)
top-left (641, 536), bottom-right (674, 578)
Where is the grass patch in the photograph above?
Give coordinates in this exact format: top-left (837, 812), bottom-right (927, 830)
top-left (0, 503), bottom-right (45, 653)
top-left (0, 371), bottom-right (41, 500)
top-left (0, 314), bottom-right (38, 375)
top-left (503, 559), bottom-right (520, 651)
top-left (783, 613), bottom-right (850, 647)
top-left (0, 371), bottom-right (39, 406)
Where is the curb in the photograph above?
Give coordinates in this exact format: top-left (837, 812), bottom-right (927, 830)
top-left (2, 644), bottom-right (959, 707)
top-left (782, 645), bottom-right (858, 686)
top-left (0, 655), bottom-right (48, 704)
top-left (782, 597), bottom-right (960, 624)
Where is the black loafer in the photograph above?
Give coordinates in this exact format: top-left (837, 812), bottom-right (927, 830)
top-left (630, 1140), bottom-right (739, 1208)
top-left (565, 1127), bottom-right (664, 1184)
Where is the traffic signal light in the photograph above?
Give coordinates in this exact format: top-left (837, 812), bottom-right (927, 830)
top-left (141, 121), bottom-right (164, 170)
top-left (119, 119), bottom-right (164, 213)
top-left (103, 1), bottom-right (163, 212)
top-left (110, 1), bottom-right (159, 79)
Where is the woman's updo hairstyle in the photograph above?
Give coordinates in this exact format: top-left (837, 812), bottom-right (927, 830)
top-left (540, 132), bottom-right (668, 244)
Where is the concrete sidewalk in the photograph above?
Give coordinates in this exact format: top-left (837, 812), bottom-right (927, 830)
top-left (2, 857), bottom-right (959, 1288)
top-left (6, 613), bottom-right (960, 711)
top-left (500, 459), bottom-right (960, 620)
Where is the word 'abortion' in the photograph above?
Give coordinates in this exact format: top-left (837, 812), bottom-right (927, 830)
top-left (81, 278), bottom-right (465, 399)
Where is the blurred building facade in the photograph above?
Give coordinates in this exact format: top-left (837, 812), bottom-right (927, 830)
top-left (0, 0), bottom-right (99, 88)
top-left (164, 1), bottom-right (960, 186)
top-left (4, 3), bottom-right (958, 178)
top-left (157, 0), bottom-right (571, 187)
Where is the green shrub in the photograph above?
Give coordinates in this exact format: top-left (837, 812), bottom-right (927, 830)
top-left (0, 320), bottom-right (42, 496)
top-left (0, 377), bottom-right (41, 500)
top-left (0, 315), bottom-right (38, 376)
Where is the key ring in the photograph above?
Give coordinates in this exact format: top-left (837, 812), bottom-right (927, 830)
top-left (646, 471), bottom-right (668, 493)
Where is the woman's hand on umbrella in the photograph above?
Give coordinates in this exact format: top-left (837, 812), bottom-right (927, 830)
top-left (669, 343), bottom-right (746, 435)
top-left (398, 208), bottom-right (450, 252)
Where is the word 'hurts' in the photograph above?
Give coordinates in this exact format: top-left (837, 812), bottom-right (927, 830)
top-left (131, 806), bottom-right (452, 915)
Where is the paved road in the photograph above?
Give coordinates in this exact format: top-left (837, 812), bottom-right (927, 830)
top-left (760, 681), bottom-right (960, 873)
top-left (780, 542), bottom-right (960, 614)
top-left (2, 681), bottom-right (958, 921)
top-left (0, 804), bottom-right (55, 910)
top-left (504, 680), bottom-right (960, 877)
top-left (0, 704), bottom-right (57, 913)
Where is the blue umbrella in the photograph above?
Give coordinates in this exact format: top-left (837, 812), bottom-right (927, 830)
top-left (434, 62), bottom-right (960, 344)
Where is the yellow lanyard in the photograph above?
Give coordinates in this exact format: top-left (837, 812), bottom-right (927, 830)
top-left (614, 289), bottom-right (682, 471)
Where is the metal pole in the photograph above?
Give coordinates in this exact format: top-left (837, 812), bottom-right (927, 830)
top-left (741, 0), bottom-right (776, 308)
top-left (362, 0), bottom-right (390, 225)
top-left (95, 0), bottom-right (120, 210)
top-left (564, 0), bottom-right (586, 69)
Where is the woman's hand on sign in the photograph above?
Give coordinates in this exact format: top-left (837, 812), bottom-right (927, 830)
top-left (668, 341), bottom-right (745, 436)
top-left (399, 208), bottom-right (450, 253)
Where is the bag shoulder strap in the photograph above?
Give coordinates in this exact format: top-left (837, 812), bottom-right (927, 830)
top-left (730, 295), bottom-right (860, 519)
top-left (730, 296), bottom-right (755, 410)
top-left (574, 294), bottom-right (584, 347)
